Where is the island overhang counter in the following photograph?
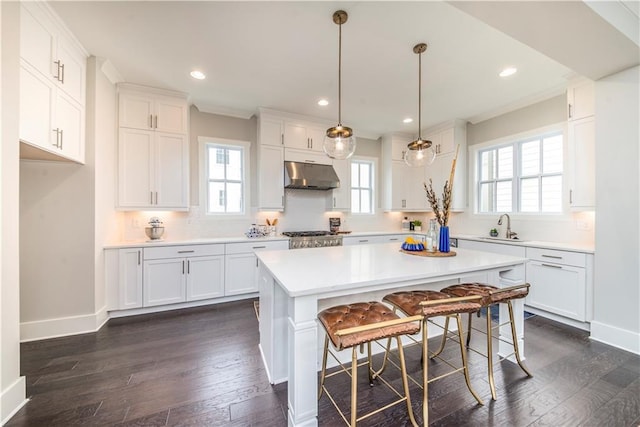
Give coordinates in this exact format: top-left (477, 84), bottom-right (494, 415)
top-left (256, 243), bottom-right (528, 427)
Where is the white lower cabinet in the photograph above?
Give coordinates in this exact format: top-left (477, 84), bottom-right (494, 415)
top-left (118, 248), bottom-right (143, 310)
top-left (106, 240), bottom-right (289, 314)
top-left (186, 256), bottom-right (225, 301)
top-left (225, 240), bottom-right (289, 296)
top-left (144, 258), bottom-right (186, 307)
top-left (525, 247), bottom-right (588, 322)
top-left (142, 244), bottom-right (225, 308)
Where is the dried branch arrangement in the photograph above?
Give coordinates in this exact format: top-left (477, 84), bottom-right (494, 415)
top-left (424, 145), bottom-right (459, 227)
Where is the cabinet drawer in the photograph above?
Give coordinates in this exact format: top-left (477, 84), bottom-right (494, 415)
top-left (526, 247), bottom-right (586, 267)
top-left (226, 240), bottom-right (289, 255)
top-left (144, 244), bottom-right (224, 260)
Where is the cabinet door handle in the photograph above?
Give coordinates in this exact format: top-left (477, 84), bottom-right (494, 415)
top-left (53, 60), bottom-right (62, 82)
top-left (252, 246), bottom-right (267, 249)
top-left (60, 62), bottom-right (65, 84)
top-left (182, 260), bottom-right (185, 274)
top-left (149, 114), bottom-right (153, 129)
top-left (541, 254), bottom-right (562, 259)
top-left (150, 191), bottom-right (153, 204)
top-left (389, 238), bottom-right (399, 241)
top-left (177, 250), bottom-right (195, 254)
top-left (52, 128), bottom-right (60, 148)
top-left (310, 138), bottom-right (313, 149)
top-left (305, 159), bottom-right (316, 163)
top-left (155, 192), bottom-right (158, 205)
top-left (187, 260), bottom-right (190, 274)
top-left (59, 129), bottom-right (63, 149)
top-left (569, 189), bottom-right (573, 204)
top-left (568, 103), bottom-right (573, 119)
top-left (281, 134), bottom-right (284, 145)
top-left (541, 263), bottom-right (563, 269)
top-left (333, 197), bottom-right (336, 208)
top-left (154, 115), bottom-right (158, 129)
top-left (138, 250), bottom-right (141, 265)
top-left (359, 239), bottom-right (369, 243)
top-left (256, 258), bottom-right (259, 268)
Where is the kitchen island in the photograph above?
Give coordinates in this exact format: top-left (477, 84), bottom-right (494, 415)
top-left (256, 243), bottom-right (528, 427)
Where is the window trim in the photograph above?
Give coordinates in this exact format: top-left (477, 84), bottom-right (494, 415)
top-left (198, 136), bottom-right (251, 218)
top-left (350, 156), bottom-right (377, 215)
top-left (470, 122), bottom-right (568, 219)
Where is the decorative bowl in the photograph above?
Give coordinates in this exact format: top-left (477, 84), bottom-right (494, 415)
top-left (401, 242), bottom-right (425, 251)
top-left (145, 226), bottom-right (165, 240)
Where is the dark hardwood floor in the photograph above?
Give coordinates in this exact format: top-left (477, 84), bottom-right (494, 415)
top-left (6, 299), bottom-right (640, 426)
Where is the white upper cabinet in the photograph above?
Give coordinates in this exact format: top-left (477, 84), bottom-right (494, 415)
top-left (567, 80), bottom-right (595, 121)
top-left (117, 84), bottom-right (189, 211)
top-left (19, 2), bottom-right (87, 164)
top-left (424, 121), bottom-right (467, 212)
top-left (119, 88), bottom-right (188, 134)
top-left (568, 116), bottom-right (595, 210)
top-left (382, 135), bottom-right (430, 212)
top-left (327, 158), bottom-right (351, 211)
top-left (259, 116), bottom-right (284, 147)
top-left (284, 122), bottom-right (325, 152)
top-left (566, 79), bottom-right (595, 211)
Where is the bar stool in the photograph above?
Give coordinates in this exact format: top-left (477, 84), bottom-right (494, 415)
top-left (317, 301), bottom-right (421, 426)
top-left (380, 290), bottom-right (484, 425)
top-left (436, 282), bottom-right (533, 400)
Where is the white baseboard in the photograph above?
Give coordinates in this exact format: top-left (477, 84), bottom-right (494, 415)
top-left (20, 305), bottom-right (108, 342)
top-left (1, 376), bottom-right (27, 425)
top-left (590, 320), bottom-right (640, 355)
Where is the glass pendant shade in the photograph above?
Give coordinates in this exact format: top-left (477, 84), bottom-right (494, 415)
top-left (404, 139), bottom-right (436, 167)
top-left (325, 10), bottom-right (356, 160)
top-left (324, 125), bottom-right (356, 159)
top-left (405, 42), bottom-right (435, 167)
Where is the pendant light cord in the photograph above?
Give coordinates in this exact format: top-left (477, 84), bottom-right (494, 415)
top-left (418, 49), bottom-right (422, 140)
top-left (338, 20), bottom-right (342, 126)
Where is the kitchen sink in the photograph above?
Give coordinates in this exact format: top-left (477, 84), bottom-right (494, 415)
top-left (477, 236), bottom-right (528, 243)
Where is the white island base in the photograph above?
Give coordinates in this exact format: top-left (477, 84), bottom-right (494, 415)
top-left (256, 243), bottom-right (528, 427)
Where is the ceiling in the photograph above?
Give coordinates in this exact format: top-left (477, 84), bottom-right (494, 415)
top-left (49, 1), bottom-right (639, 139)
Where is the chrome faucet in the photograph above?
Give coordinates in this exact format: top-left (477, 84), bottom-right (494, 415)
top-left (498, 213), bottom-right (517, 239)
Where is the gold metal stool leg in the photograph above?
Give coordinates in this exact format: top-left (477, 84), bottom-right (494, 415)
top-left (507, 301), bottom-right (533, 377)
top-left (319, 335), bottom-right (329, 400)
top-left (466, 311), bottom-right (473, 346)
top-left (429, 315), bottom-right (450, 359)
top-left (455, 314), bottom-right (484, 405)
top-left (422, 319), bottom-right (429, 426)
top-left (396, 335), bottom-right (418, 427)
top-left (350, 346), bottom-right (358, 426)
top-left (486, 305), bottom-right (497, 401)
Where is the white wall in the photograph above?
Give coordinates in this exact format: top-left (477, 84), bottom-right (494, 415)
top-left (88, 57), bottom-right (121, 325)
top-left (591, 65), bottom-right (640, 354)
top-left (1, 2), bottom-right (27, 422)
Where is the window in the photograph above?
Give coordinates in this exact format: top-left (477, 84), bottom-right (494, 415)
top-left (351, 160), bottom-right (374, 214)
top-left (477, 131), bottom-right (563, 213)
top-left (202, 139), bottom-right (249, 215)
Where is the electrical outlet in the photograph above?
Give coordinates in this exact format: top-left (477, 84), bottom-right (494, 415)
top-left (576, 220), bottom-right (590, 231)
top-left (133, 218), bottom-right (140, 228)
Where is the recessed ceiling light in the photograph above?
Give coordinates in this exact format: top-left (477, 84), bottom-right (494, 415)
top-left (499, 67), bottom-right (517, 77)
top-left (403, 118), bottom-right (413, 124)
top-left (317, 99), bottom-right (329, 106)
top-left (190, 70), bottom-right (206, 80)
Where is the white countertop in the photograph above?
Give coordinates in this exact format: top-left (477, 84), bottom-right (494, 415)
top-left (452, 234), bottom-right (595, 254)
top-left (103, 235), bottom-right (290, 249)
top-left (256, 243), bottom-right (527, 297)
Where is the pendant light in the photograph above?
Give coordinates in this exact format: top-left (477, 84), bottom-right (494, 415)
top-left (324, 10), bottom-right (356, 160)
top-left (404, 43), bottom-right (436, 167)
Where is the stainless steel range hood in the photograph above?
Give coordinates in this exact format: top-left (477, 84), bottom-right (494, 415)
top-left (284, 161), bottom-right (340, 190)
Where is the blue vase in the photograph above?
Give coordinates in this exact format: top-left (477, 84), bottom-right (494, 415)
top-left (439, 225), bottom-right (450, 253)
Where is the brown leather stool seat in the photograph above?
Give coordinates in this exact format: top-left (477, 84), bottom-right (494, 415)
top-left (317, 301), bottom-right (421, 426)
top-left (438, 282), bottom-right (533, 400)
top-left (381, 290), bottom-right (484, 425)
